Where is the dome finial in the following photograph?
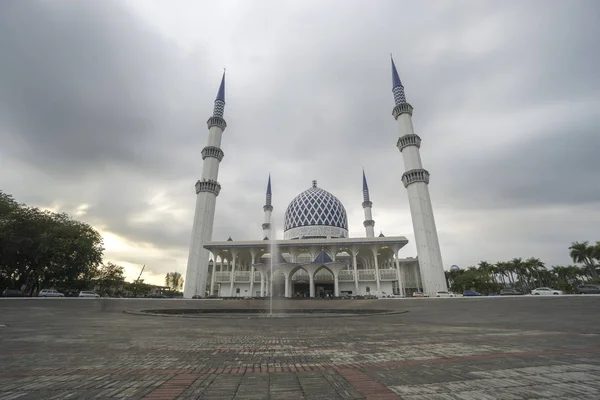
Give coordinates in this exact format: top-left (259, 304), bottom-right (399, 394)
top-left (312, 180), bottom-right (317, 188)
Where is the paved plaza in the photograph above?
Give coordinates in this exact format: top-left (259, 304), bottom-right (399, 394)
top-left (1, 297), bottom-right (599, 399)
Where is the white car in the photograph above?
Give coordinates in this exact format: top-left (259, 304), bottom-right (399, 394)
top-left (78, 291), bottom-right (100, 298)
top-left (435, 291), bottom-right (456, 298)
top-left (38, 289), bottom-right (64, 297)
top-left (531, 287), bottom-right (563, 296)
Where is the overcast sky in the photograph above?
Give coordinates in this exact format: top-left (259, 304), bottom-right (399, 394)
top-left (1, 0), bottom-right (598, 285)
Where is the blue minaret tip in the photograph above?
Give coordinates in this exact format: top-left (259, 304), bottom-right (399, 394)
top-left (391, 54), bottom-right (402, 89)
top-left (215, 69), bottom-right (225, 102)
top-left (362, 169), bottom-right (369, 192)
top-left (266, 174), bottom-right (271, 195)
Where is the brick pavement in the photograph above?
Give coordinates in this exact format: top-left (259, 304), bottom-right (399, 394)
top-left (0, 297), bottom-right (599, 399)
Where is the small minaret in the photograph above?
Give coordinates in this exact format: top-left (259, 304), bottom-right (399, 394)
top-left (390, 56), bottom-right (447, 295)
top-left (362, 169), bottom-right (375, 238)
top-left (262, 174), bottom-right (273, 239)
top-left (183, 71), bottom-right (228, 298)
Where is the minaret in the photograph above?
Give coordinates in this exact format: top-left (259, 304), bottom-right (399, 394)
top-left (362, 170), bottom-right (375, 238)
top-left (262, 174), bottom-right (273, 239)
top-left (183, 71), bottom-right (227, 298)
top-left (390, 56), bottom-right (447, 295)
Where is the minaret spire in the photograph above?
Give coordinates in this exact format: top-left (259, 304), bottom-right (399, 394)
top-left (390, 56), bottom-right (447, 297)
top-left (262, 174), bottom-right (273, 240)
top-left (361, 169), bottom-right (375, 238)
top-left (391, 55), bottom-right (406, 105)
top-left (213, 70), bottom-right (226, 118)
top-left (184, 71), bottom-right (228, 298)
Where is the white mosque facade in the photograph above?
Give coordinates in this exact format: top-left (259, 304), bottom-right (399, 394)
top-left (183, 59), bottom-right (448, 298)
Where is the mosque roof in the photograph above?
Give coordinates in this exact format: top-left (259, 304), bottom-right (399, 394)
top-left (284, 181), bottom-right (348, 232)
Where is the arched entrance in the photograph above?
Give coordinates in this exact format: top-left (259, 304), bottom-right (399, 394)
top-left (314, 266), bottom-right (334, 299)
top-left (290, 267), bottom-right (310, 298)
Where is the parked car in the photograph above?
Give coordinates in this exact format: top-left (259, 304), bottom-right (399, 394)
top-left (1, 289), bottom-right (28, 297)
top-left (412, 292), bottom-right (429, 297)
top-left (576, 284), bottom-right (600, 294)
top-left (78, 291), bottom-right (100, 298)
top-left (435, 291), bottom-right (455, 298)
top-left (462, 290), bottom-right (482, 297)
top-left (500, 288), bottom-right (522, 295)
top-left (38, 289), bottom-right (64, 297)
top-left (531, 287), bottom-right (563, 296)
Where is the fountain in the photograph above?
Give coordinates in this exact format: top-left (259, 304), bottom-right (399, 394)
top-left (269, 239), bottom-right (275, 317)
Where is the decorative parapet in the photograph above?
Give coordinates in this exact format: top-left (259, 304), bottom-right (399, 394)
top-left (361, 200), bottom-right (372, 209)
top-left (392, 102), bottom-right (414, 119)
top-left (396, 133), bottom-right (421, 152)
top-left (263, 205), bottom-right (273, 212)
top-left (207, 116), bottom-right (227, 130)
top-left (401, 169), bottom-right (430, 187)
top-left (195, 179), bottom-right (222, 196)
top-left (363, 219), bottom-right (375, 228)
top-left (201, 146), bottom-right (224, 162)
top-left (338, 270), bottom-right (355, 282)
top-left (262, 222), bottom-right (271, 231)
top-left (379, 269), bottom-right (398, 281)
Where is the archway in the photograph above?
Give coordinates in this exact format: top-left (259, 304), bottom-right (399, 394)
top-left (290, 266), bottom-right (310, 298)
top-left (314, 265), bottom-right (334, 299)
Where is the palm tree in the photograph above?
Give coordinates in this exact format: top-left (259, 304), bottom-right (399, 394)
top-left (165, 272), bottom-right (184, 291)
top-left (569, 241), bottom-right (599, 280)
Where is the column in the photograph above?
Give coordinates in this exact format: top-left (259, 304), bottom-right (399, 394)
top-left (285, 275), bottom-right (290, 298)
top-left (394, 253), bottom-right (404, 297)
top-left (260, 272), bottom-right (265, 297)
top-left (209, 261), bottom-right (216, 296)
top-left (309, 275), bottom-right (315, 298)
top-left (371, 247), bottom-right (381, 292)
top-left (352, 248), bottom-right (359, 294)
top-left (334, 272), bottom-right (339, 297)
top-left (229, 253), bottom-right (237, 296)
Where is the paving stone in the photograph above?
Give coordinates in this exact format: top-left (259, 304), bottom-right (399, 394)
top-left (0, 297), bottom-right (599, 399)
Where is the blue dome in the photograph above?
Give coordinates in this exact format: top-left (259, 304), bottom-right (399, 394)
top-left (284, 182), bottom-right (349, 240)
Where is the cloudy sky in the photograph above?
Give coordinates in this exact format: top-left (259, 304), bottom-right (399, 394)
top-left (1, 0), bottom-right (598, 285)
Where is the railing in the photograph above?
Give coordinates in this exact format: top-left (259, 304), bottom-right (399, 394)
top-left (358, 269), bottom-right (376, 281)
top-left (215, 271), bottom-right (231, 283)
top-left (338, 270), bottom-right (355, 282)
top-left (253, 271), bottom-right (261, 282)
top-left (234, 271), bottom-right (251, 282)
top-left (379, 269), bottom-right (397, 281)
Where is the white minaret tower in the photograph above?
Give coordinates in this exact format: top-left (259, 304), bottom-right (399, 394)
top-left (262, 174), bottom-right (273, 239)
top-left (390, 56), bottom-right (448, 295)
top-left (183, 72), bottom-right (227, 298)
top-left (362, 170), bottom-right (375, 238)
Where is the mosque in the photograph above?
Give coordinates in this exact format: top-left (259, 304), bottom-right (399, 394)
top-left (183, 58), bottom-right (448, 298)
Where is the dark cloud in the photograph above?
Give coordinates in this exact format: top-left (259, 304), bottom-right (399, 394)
top-left (1, 0), bottom-right (598, 283)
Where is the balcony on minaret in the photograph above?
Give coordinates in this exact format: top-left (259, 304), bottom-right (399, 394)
top-left (195, 178), bottom-right (222, 196)
top-left (201, 146), bottom-right (225, 161)
top-left (392, 102), bottom-right (414, 119)
top-left (363, 219), bottom-right (375, 228)
top-left (207, 115), bottom-right (227, 130)
top-left (397, 133), bottom-right (422, 152)
top-left (401, 169), bottom-right (430, 188)
top-left (362, 200), bottom-right (373, 209)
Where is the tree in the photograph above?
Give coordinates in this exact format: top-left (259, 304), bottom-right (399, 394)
top-left (0, 191), bottom-right (104, 294)
top-left (96, 262), bottom-right (126, 297)
top-left (165, 271), bottom-right (184, 291)
top-left (569, 241), bottom-right (599, 281)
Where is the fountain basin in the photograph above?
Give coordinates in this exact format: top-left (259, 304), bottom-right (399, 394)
top-left (127, 308), bottom-right (407, 318)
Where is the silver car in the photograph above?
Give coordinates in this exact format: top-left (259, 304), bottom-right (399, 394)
top-left (78, 291), bottom-right (100, 298)
top-left (38, 289), bottom-right (64, 297)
